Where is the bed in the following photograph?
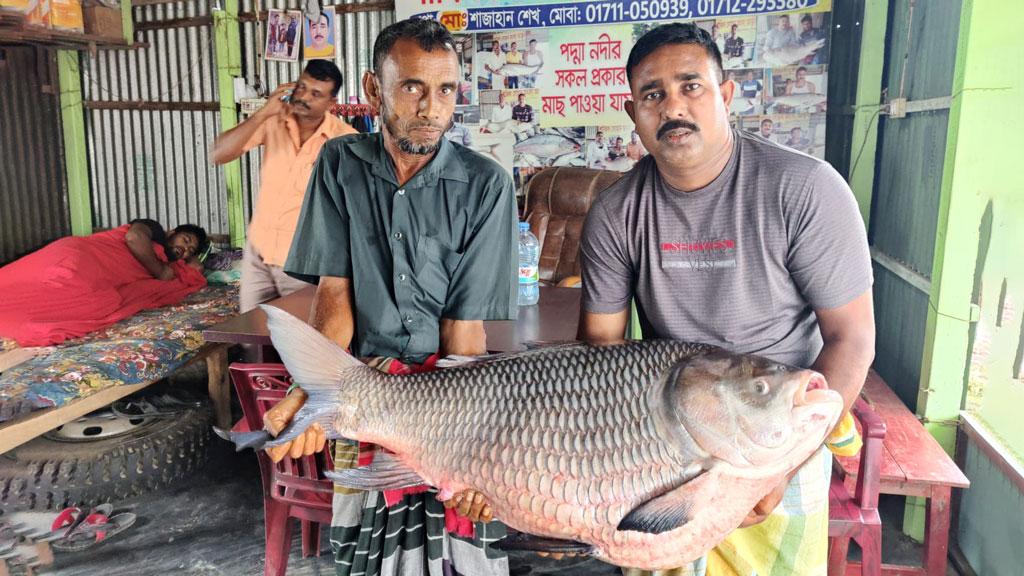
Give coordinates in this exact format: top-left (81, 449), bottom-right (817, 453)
top-left (0, 284), bottom-right (239, 454)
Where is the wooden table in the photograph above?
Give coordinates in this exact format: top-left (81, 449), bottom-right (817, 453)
top-left (203, 285), bottom-right (582, 359)
top-left (834, 371), bottom-right (971, 576)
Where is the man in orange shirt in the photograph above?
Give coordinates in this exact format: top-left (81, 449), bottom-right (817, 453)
top-left (212, 60), bottom-right (356, 312)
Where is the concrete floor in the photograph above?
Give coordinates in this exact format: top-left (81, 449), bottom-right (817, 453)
top-left (1, 374), bottom-right (958, 576)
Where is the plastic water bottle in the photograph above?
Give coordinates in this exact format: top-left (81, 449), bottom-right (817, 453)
top-left (518, 222), bottom-right (540, 306)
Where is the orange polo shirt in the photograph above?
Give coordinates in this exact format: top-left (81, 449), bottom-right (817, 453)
top-left (243, 112), bottom-right (356, 266)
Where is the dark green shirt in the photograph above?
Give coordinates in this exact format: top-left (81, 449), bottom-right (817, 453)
top-left (285, 132), bottom-right (518, 363)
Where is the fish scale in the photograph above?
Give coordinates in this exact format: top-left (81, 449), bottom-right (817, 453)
top-left (245, 306), bottom-right (845, 570)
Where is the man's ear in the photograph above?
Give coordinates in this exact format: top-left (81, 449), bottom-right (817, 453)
top-left (624, 98), bottom-right (636, 124)
top-left (362, 70), bottom-right (381, 109)
top-left (719, 72), bottom-right (736, 109)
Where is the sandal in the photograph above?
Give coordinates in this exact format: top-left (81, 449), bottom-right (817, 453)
top-left (51, 506), bottom-right (135, 552)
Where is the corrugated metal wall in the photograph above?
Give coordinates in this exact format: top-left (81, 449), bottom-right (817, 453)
top-left (238, 0), bottom-right (392, 217)
top-left (824, 0), bottom-right (865, 179)
top-left (81, 0), bottom-right (225, 235)
top-left (870, 0), bottom-right (963, 407)
top-left (0, 46), bottom-right (70, 264)
top-left (78, 0), bottom-right (390, 236)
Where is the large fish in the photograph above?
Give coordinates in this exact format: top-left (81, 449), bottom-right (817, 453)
top-left (757, 38), bottom-right (825, 67)
top-left (514, 134), bottom-right (580, 159)
top-left (497, 63), bottom-right (543, 76)
top-left (769, 93), bottom-right (827, 111)
top-left (224, 306), bottom-right (843, 570)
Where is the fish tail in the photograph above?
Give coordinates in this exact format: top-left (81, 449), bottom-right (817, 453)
top-left (260, 304), bottom-right (373, 392)
top-left (213, 427), bottom-right (272, 451)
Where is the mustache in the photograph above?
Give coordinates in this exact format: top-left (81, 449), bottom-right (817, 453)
top-left (291, 100), bottom-right (309, 109)
top-left (407, 120), bottom-right (448, 132)
top-left (657, 120), bottom-right (700, 141)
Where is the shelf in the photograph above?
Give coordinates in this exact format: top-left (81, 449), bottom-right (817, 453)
top-left (0, 10), bottom-right (135, 50)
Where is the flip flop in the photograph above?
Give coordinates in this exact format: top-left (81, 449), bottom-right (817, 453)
top-left (51, 507), bottom-right (135, 553)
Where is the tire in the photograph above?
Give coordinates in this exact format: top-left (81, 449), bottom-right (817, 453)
top-left (0, 399), bottom-right (212, 510)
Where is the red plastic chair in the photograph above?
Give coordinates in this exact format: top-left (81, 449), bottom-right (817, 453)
top-left (229, 363), bottom-right (334, 576)
top-left (828, 398), bottom-right (887, 576)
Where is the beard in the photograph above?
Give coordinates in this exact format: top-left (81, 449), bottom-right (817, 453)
top-left (380, 99), bottom-right (453, 156)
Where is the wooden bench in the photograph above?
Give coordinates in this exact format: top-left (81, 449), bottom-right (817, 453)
top-left (834, 371), bottom-right (970, 576)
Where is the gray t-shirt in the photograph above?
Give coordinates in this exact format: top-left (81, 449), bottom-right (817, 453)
top-left (581, 130), bottom-right (872, 368)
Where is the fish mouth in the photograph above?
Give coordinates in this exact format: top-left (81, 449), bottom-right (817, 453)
top-left (792, 371), bottom-right (842, 426)
top-left (792, 371), bottom-right (830, 407)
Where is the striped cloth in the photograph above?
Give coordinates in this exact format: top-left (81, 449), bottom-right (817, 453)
top-left (328, 356), bottom-right (509, 576)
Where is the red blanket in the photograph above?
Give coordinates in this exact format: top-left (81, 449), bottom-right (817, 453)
top-left (0, 225), bottom-right (206, 347)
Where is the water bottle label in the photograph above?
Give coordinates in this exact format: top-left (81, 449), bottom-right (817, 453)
top-left (518, 265), bottom-right (539, 284)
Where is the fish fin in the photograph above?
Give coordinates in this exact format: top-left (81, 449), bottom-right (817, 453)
top-left (261, 304), bottom-right (368, 389)
top-left (491, 529), bottom-right (594, 555)
top-left (434, 354), bottom-right (501, 368)
top-left (324, 451), bottom-right (425, 490)
top-left (213, 427), bottom-right (271, 452)
top-left (616, 471), bottom-right (711, 534)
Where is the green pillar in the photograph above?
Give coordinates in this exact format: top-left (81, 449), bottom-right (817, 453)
top-left (847, 0), bottom-right (889, 227)
top-left (121, 0), bottom-right (132, 43)
top-left (57, 50), bottom-right (92, 236)
top-left (213, 0), bottom-right (246, 247)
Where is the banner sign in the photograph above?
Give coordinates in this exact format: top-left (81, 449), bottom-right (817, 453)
top-left (401, 0), bottom-right (825, 32)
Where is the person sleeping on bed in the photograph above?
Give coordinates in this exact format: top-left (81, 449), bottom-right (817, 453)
top-left (0, 219), bottom-right (212, 347)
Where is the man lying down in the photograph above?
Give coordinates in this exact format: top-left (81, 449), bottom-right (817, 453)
top-left (0, 219), bottom-right (210, 350)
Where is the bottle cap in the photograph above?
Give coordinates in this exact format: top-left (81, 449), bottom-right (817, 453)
top-left (519, 222), bottom-right (530, 232)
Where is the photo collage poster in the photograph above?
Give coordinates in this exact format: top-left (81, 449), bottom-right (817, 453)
top-left (401, 1), bottom-right (833, 192)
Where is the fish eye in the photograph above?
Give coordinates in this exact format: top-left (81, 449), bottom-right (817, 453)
top-left (754, 380), bottom-right (770, 395)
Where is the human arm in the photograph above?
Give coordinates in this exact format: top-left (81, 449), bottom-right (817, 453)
top-left (125, 221), bottom-right (175, 280)
top-left (740, 291), bottom-right (874, 526)
top-left (210, 82), bottom-right (293, 164)
top-left (743, 164), bottom-right (874, 527)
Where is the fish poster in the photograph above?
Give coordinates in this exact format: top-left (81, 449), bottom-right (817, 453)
top-left (398, 0), bottom-right (832, 186)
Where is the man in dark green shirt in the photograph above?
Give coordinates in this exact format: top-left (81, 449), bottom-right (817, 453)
top-left (261, 18), bottom-right (517, 576)
top-left (283, 130), bottom-right (517, 362)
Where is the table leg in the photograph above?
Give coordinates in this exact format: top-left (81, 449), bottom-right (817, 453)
top-left (923, 487), bottom-right (952, 576)
top-left (206, 345), bottom-right (232, 429)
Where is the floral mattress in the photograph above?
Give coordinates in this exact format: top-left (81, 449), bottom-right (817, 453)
top-left (0, 284), bottom-right (238, 422)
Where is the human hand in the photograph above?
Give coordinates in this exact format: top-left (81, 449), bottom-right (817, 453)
top-left (740, 476), bottom-right (788, 527)
top-left (263, 388), bottom-right (327, 462)
top-left (442, 489), bottom-right (493, 523)
top-left (185, 257), bottom-right (204, 273)
top-left (157, 265), bottom-right (176, 281)
top-left (259, 82), bottom-right (297, 118)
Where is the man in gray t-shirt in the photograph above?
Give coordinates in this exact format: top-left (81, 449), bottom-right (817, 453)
top-left (579, 23), bottom-right (875, 576)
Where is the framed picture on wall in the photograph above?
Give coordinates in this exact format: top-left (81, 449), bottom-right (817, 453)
top-left (304, 7), bottom-right (336, 61)
top-left (266, 9), bottom-right (302, 62)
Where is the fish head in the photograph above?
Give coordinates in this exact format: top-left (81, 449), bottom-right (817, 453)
top-left (670, 349), bottom-right (843, 471)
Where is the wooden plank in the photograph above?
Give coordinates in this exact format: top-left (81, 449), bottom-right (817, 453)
top-left (236, 1), bottom-right (393, 22)
top-left (845, 563), bottom-right (926, 576)
top-left (0, 344), bottom-right (222, 454)
top-left (134, 15), bottom-right (212, 31)
top-left (863, 373), bottom-right (970, 488)
top-left (82, 100), bottom-right (220, 112)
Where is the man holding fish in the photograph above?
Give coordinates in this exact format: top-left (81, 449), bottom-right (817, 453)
top-left (263, 18), bottom-right (518, 576)
top-left (578, 22), bottom-right (874, 575)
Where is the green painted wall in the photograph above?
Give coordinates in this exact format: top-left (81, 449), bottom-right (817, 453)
top-left (929, 0), bottom-right (1024, 571)
top-left (940, 0), bottom-right (1024, 459)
